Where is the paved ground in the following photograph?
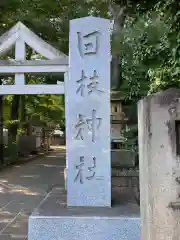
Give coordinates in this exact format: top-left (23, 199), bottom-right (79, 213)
top-left (0, 147), bottom-right (139, 240)
top-left (0, 148), bottom-right (66, 240)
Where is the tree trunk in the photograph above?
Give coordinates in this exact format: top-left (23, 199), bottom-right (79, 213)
top-left (110, 5), bottom-right (127, 89)
top-left (111, 55), bottom-right (121, 89)
top-left (9, 95), bottom-right (20, 141)
top-left (0, 78), bottom-right (4, 165)
top-left (20, 95), bottom-right (26, 130)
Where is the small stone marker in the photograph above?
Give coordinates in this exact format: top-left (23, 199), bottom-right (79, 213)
top-left (66, 17), bottom-right (111, 207)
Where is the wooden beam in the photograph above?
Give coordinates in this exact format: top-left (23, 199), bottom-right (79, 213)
top-left (0, 84), bottom-right (65, 95)
top-left (0, 23), bottom-right (20, 56)
top-left (0, 22), bottom-right (68, 60)
top-left (19, 22), bottom-right (67, 60)
top-left (15, 37), bottom-right (25, 84)
top-left (0, 60), bottom-right (68, 74)
top-left (0, 59), bottom-right (68, 66)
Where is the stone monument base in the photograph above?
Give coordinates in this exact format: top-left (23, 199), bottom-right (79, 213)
top-left (28, 188), bottom-right (140, 240)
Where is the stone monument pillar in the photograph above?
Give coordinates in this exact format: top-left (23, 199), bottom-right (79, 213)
top-left (66, 16), bottom-right (111, 207)
top-left (28, 17), bottom-right (140, 240)
top-left (138, 89), bottom-right (180, 240)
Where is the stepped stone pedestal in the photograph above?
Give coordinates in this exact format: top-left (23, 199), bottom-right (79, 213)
top-left (28, 188), bottom-right (140, 240)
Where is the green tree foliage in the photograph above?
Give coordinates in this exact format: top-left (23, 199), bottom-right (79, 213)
top-left (0, 0), bottom-right (179, 139)
top-left (114, 0), bottom-right (180, 100)
top-left (0, 0), bottom-right (110, 136)
top-left (110, 0), bottom-right (179, 155)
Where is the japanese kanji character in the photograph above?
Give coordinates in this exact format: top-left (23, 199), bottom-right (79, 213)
top-left (77, 31), bottom-right (100, 58)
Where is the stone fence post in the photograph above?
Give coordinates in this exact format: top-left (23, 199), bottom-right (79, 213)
top-left (138, 89), bottom-right (180, 240)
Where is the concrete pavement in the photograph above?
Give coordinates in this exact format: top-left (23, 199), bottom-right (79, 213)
top-left (0, 148), bottom-right (66, 240)
top-left (0, 146), bottom-right (139, 239)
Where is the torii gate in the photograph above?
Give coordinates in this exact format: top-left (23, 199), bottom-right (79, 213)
top-left (0, 21), bottom-right (68, 94)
